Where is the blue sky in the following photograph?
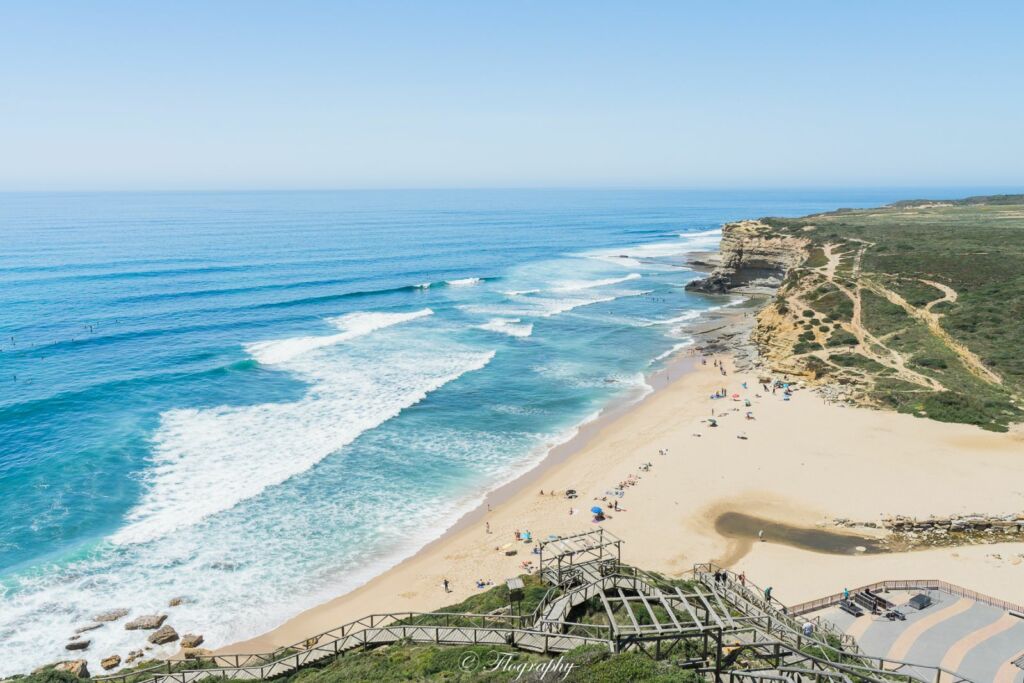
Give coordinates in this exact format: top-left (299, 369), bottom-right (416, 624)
top-left (1, 1), bottom-right (1022, 190)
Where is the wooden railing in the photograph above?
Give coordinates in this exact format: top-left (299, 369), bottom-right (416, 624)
top-left (91, 561), bottom-right (986, 683)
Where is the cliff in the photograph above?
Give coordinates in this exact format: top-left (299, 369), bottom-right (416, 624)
top-left (685, 220), bottom-right (809, 293)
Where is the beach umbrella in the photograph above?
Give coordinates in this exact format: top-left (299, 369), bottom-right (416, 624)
top-left (591, 506), bottom-right (604, 514)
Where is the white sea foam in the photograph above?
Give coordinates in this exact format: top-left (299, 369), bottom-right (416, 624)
top-left (503, 288), bottom-right (540, 297)
top-left (446, 277), bottom-right (482, 287)
top-left (652, 340), bottom-right (694, 363)
top-left (464, 287), bottom-right (650, 322)
top-left (245, 309), bottom-right (433, 365)
top-left (580, 229), bottom-right (723, 268)
top-left (477, 317), bottom-right (534, 338)
top-left (642, 310), bottom-right (701, 326)
top-left (553, 273), bottom-right (641, 291)
top-left (113, 315), bottom-right (493, 546)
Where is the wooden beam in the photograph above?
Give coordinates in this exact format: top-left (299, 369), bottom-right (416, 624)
top-left (695, 591), bottom-right (725, 630)
top-left (654, 589), bottom-right (683, 631)
top-left (598, 588), bottom-right (620, 636)
top-left (673, 586), bottom-right (703, 628)
top-left (637, 591), bottom-right (664, 632)
top-left (708, 586), bottom-right (737, 629)
top-left (617, 588), bottom-right (642, 633)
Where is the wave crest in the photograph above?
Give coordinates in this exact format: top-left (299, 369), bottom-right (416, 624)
top-left (245, 309), bottom-right (433, 365)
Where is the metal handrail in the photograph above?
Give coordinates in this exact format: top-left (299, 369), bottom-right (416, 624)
top-left (787, 578), bottom-right (1024, 616)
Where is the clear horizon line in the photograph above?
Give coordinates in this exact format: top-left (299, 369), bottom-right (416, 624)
top-left (1, 184), bottom-right (1021, 195)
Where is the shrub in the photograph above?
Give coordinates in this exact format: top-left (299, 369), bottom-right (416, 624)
top-left (912, 356), bottom-right (948, 369)
top-left (826, 330), bottom-right (858, 347)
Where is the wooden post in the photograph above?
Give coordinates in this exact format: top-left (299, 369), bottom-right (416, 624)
top-left (713, 629), bottom-right (723, 683)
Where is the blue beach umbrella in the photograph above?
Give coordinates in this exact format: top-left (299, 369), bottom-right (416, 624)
top-left (591, 506), bottom-right (604, 514)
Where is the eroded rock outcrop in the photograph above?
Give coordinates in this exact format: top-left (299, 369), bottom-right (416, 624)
top-left (686, 220), bottom-right (809, 293)
top-left (124, 614), bottom-right (167, 631)
top-left (180, 633), bottom-right (204, 648)
top-left (147, 624), bottom-right (179, 645)
top-left (93, 608), bottom-right (129, 623)
top-left (100, 655), bottom-right (121, 671)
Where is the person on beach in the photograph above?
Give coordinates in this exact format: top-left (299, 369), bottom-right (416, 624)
top-left (758, 529), bottom-right (765, 542)
top-left (764, 586), bottom-right (773, 601)
top-left (485, 521), bottom-right (490, 534)
top-left (515, 529), bottom-right (521, 540)
top-left (843, 587), bottom-right (850, 601)
top-left (739, 571), bottom-right (746, 587)
top-left (443, 578), bottom-right (450, 593)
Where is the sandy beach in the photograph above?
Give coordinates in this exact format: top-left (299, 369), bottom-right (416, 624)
top-left (222, 305), bottom-right (1024, 655)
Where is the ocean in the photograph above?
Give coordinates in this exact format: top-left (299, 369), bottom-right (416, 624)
top-left (0, 189), bottom-right (924, 672)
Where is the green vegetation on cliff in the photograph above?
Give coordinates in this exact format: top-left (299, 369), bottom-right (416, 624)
top-left (760, 195), bottom-right (1024, 430)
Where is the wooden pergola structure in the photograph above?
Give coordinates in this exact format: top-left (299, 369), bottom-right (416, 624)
top-left (538, 527), bottom-right (622, 585)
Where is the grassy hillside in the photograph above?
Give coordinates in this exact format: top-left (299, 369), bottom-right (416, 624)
top-left (758, 195), bottom-right (1024, 430)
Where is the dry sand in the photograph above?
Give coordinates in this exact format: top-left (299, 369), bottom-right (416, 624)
top-left (223, 327), bottom-right (1024, 654)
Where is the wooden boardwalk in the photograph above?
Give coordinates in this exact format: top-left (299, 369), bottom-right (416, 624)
top-left (91, 533), bottom-right (987, 683)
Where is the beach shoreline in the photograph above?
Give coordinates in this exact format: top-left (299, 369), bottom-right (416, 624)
top-left (219, 285), bottom-right (1024, 659)
top-left (217, 298), bottom-right (749, 654)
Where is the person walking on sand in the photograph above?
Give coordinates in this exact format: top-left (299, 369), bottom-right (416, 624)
top-left (443, 578), bottom-right (450, 593)
top-left (758, 529), bottom-right (765, 542)
top-left (486, 521), bottom-right (490, 534)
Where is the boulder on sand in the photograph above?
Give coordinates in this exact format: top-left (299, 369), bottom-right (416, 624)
top-left (148, 624), bottom-right (179, 645)
top-left (65, 640), bottom-right (91, 651)
top-left (101, 655), bottom-right (122, 671)
top-left (125, 614), bottom-right (167, 630)
top-left (93, 608), bottom-right (129, 623)
top-left (54, 660), bottom-right (91, 678)
top-left (180, 633), bottom-right (204, 648)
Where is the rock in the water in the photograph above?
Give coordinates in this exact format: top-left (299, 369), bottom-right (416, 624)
top-left (180, 633), bottom-right (204, 648)
top-left (54, 660), bottom-right (90, 678)
top-left (101, 655), bottom-right (122, 671)
top-left (148, 624), bottom-right (179, 645)
top-left (685, 274), bottom-right (733, 293)
top-left (125, 614), bottom-right (167, 630)
top-left (183, 647), bottom-right (212, 658)
top-left (75, 623), bottom-right (103, 634)
top-left (125, 650), bottom-right (144, 663)
top-left (168, 596), bottom-right (185, 607)
top-left (93, 608), bottom-right (129, 623)
top-left (65, 639), bottom-right (91, 651)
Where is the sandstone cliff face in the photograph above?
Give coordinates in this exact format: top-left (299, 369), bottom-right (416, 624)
top-left (750, 301), bottom-right (807, 375)
top-left (686, 220), bottom-right (809, 293)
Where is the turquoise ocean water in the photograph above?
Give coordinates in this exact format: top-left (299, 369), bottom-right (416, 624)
top-left (0, 190), bottom-right (928, 671)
